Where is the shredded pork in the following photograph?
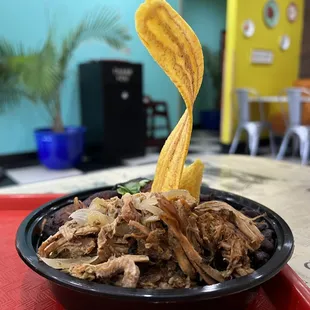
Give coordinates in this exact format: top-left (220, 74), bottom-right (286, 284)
top-left (38, 189), bottom-right (265, 289)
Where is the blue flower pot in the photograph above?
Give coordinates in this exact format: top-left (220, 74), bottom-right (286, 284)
top-left (35, 126), bottom-right (86, 170)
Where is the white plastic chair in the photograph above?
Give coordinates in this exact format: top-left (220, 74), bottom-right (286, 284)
top-left (229, 88), bottom-right (276, 156)
top-left (276, 87), bottom-right (310, 165)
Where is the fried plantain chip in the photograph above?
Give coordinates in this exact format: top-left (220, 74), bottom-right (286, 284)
top-left (135, 0), bottom-right (204, 193)
top-left (179, 159), bottom-right (204, 201)
top-left (135, 0), bottom-right (204, 109)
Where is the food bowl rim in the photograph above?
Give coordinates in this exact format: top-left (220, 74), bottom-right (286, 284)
top-left (15, 185), bottom-right (294, 302)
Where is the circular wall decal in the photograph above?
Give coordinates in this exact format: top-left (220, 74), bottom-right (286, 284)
top-left (287, 2), bottom-right (298, 22)
top-left (280, 35), bottom-right (291, 51)
top-left (263, 0), bottom-right (280, 28)
top-left (242, 19), bottom-right (255, 38)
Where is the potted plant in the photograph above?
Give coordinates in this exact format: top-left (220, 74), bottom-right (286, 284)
top-left (199, 45), bottom-right (222, 130)
top-left (0, 7), bottom-right (131, 169)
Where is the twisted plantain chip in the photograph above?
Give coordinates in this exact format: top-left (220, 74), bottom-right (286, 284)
top-left (135, 0), bottom-right (204, 109)
top-left (136, 0), bottom-right (204, 196)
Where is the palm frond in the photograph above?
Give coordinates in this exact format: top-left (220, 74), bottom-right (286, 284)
top-left (59, 7), bottom-right (131, 71)
top-left (0, 39), bottom-right (23, 58)
top-left (13, 32), bottom-right (62, 105)
top-left (0, 88), bottom-right (33, 111)
top-left (202, 45), bottom-right (222, 93)
top-left (0, 43), bottom-right (61, 109)
top-left (202, 46), bottom-right (220, 75)
top-left (0, 74), bottom-right (36, 111)
top-left (19, 56), bottom-right (61, 104)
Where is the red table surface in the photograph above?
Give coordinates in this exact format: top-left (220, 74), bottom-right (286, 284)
top-left (0, 194), bottom-right (309, 310)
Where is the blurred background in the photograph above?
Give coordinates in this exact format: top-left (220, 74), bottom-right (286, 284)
top-left (0, 0), bottom-right (309, 186)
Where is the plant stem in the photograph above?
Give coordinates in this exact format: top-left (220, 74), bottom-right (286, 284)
top-left (52, 92), bottom-right (64, 132)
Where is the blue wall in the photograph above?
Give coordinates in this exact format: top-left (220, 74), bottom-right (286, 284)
top-left (0, 0), bottom-right (180, 155)
top-left (183, 0), bottom-right (226, 124)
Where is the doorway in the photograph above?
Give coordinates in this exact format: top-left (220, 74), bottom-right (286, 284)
top-left (180, 0), bottom-right (227, 135)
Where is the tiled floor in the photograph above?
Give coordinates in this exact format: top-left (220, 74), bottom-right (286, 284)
top-left (123, 130), bottom-right (221, 166)
top-left (0, 130), bottom-right (305, 187)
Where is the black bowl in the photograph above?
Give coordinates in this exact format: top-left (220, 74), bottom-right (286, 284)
top-left (16, 186), bottom-right (294, 310)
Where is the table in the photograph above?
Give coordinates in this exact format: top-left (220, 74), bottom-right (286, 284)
top-left (250, 96), bottom-right (310, 103)
top-left (0, 154), bottom-right (309, 286)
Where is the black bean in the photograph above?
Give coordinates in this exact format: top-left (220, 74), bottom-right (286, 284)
top-left (83, 190), bottom-right (119, 206)
top-left (254, 251), bottom-right (270, 263)
top-left (261, 238), bottom-right (274, 253)
top-left (262, 229), bottom-right (274, 240)
top-left (141, 183), bottom-right (152, 192)
top-left (241, 207), bottom-right (250, 212)
top-left (242, 209), bottom-right (261, 218)
top-left (257, 222), bottom-right (269, 231)
top-left (42, 203), bottom-right (78, 239)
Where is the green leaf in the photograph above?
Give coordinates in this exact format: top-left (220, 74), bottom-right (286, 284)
top-left (116, 179), bottom-right (151, 196)
top-left (125, 182), bottom-right (139, 190)
top-left (201, 45), bottom-right (222, 101)
top-left (117, 186), bottom-right (129, 195)
top-left (0, 39), bottom-right (25, 58)
top-left (139, 179), bottom-right (150, 187)
top-left (0, 60), bottom-right (36, 109)
top-left (59, 7), bottom-right (131, 72)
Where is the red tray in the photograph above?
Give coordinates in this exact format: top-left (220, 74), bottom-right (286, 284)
top-left (0, 194), bottom-right (309, 310)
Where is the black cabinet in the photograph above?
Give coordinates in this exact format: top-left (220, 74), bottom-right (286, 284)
top-left (79, 60), bottom-right (146, 164)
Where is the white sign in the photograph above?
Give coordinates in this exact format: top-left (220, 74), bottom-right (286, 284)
top-left (112, 67), bottom-right (133, 83)
top-left (251, 49), bottom-right (274, 65)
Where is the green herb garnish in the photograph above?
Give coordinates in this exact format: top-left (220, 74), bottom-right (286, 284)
top-left (117, 179), bottom-right (150, 195)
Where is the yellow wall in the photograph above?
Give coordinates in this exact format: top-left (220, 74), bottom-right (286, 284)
top-left (221, 0), bottom-right (305, 144)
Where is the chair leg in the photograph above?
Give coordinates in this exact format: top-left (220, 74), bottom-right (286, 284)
top-left (276, 130), bottom-right (293, 160)
top-left (301, 140), bottom-right (310, 165)
top-left (294, 128), bottom-right (310, 164)
top-left (229, 127), bottom-right (243, 154)
top-left (299, 138), bottom-right (304, 158)
top-left (300, 144), bottom-right (304, 158)
top-left (248, 129), bottom-right (260, 156)
top-left (297, 130), bottom-right (310, 165)
top-left (292, 136), bottom-right (299, 157)
top-left (268, 129), bottom-right (276, 157)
